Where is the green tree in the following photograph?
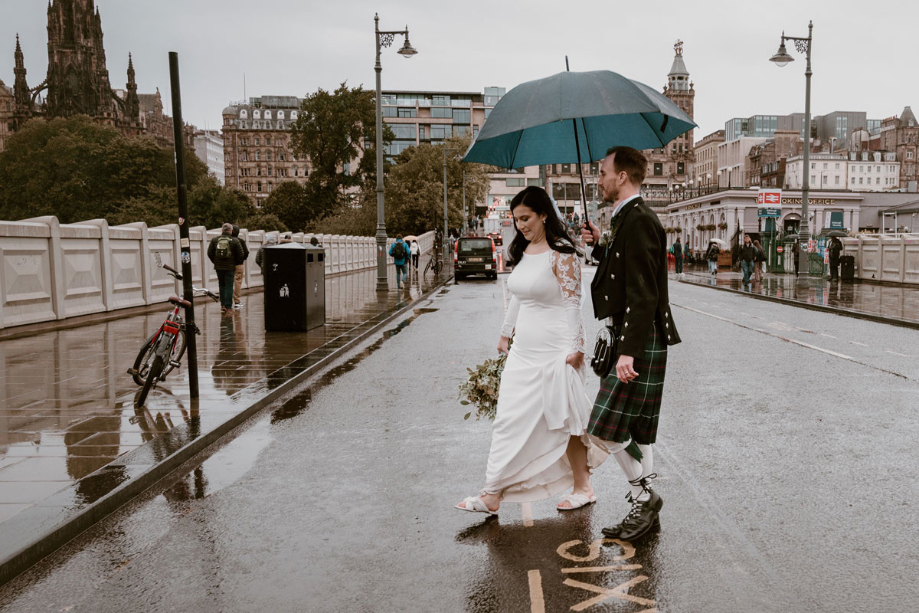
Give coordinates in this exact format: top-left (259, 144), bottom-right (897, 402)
top-left (288, 83), bottom-right (393, 226)
top-left (383, 135), bottom-right (490, 236)
top-left (259, 180), bottom-right (309, 231)
top-left (187, 176), bottom-right (250, 229)
top-left (0, 115), bottom-right (214, 227)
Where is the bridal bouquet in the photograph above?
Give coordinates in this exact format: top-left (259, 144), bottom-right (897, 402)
top-left (458, 339), bottom-right (512, 421)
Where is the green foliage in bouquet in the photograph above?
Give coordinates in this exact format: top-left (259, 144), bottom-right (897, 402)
top-left (458, 338), bottom-right (512, 421)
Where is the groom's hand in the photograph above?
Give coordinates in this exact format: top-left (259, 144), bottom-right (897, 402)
top-left (581, 221), bottom-right (600, 245)
top-left (616, 355), bottom-right (639, 383)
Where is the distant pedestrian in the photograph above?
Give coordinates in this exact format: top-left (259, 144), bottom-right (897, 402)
top-left (207, 223), bottom-right (245, 314)
top-left (255, 234), bottom-right (277, 271)
top-left (389, 234), bottom-right (410, 289)
top-left (410, 240), bottom-right (420, 269)
top-left (739, 234), bottom-right (756, 286)
top-left (705, 240), bottom-right (720, 275)
top-left (753, 239), bottom-right (766, 283)
top-left (683, 242), bottom-right (691, 265)
top-left (279, 233), bottom-right (292, 244)
top-left (672, 237), bottom-right (683, 274)
top-left (792, 238), bottom-right (801, 276)
top-left (231, 225), bottom-right (249, 308)
top-left (828, 236), bottom-right (843, 280)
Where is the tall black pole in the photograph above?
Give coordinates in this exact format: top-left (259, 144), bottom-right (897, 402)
top-left (168, 51), bottom-right (199, 399)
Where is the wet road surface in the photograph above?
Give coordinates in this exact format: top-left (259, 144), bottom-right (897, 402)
top-left (678, 267), bottom-right (919, 325)
top-left (0, 270), bottom-right (917, 612)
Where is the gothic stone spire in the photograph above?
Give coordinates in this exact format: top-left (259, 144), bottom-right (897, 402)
top-left (13, 34), bottom-right (30, 108)
top-left (124, 52), bottom-right (139, 122)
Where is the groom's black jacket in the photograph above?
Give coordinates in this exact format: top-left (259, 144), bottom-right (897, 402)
top-left (590, 197), bottom-right (681, 357)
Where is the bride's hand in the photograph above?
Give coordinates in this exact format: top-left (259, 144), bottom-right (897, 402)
top-left (497, 336), bottom-right (510, 355)
top-left (566, 351), bottom-right (584, 369)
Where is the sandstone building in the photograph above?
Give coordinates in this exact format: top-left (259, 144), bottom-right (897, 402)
top-left (1, 0), bottom-right (192, 152)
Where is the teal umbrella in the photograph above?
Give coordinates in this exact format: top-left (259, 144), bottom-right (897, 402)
top-left (464, 70), bottom-right (696, 168)
top-left (463, 69), bottom-right (697, 221)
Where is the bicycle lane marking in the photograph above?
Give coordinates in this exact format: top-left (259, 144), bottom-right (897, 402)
top-left (528, 537), bottom-right (657, 611)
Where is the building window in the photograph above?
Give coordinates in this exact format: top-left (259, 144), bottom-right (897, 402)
top-left (240, 110), bottom-right (248, 119)
top-left (876, 177), bottom-right (880, 184)
top-left (431, 107), bottom-right (452, 118)
top-left (527, 178), bottom-right (543, 187)
top-left (291, 111), bottom-right (298, 120)
top-left (266, 137), bottom-right (272, 145)
top-left (908, 151), bottom-right (914, 159)
top-left (851, 177), bottom-right (855, 184)
top-left (398, 108), bottom-right (417, 118)
top-left (254, 110), bottom-right (261, 119)
top-left (835, 176), bottom-right (840, 185)
top-left (811, 163), bottom-right (816, 169)
top-left (677, 162), bottom-right (685, 175)
top-left (453, 109), bottom-right (470, 123)
top-left (561, 163), bottom-right (571, 173)
top-left (268, 182), bottom-right (273, 192)
top-left (265, 111), bottom-right (272, 119)
top-left (266, 151), bottom-right (272, 161)
top-left (653, 163), bottom-right (662, 176)
top-left (267, 166), bottom-right (272, 176)
top-left (255, 138), bottom-right (260, 146)
top-left (257, 181), bottom-right (262, 192)
top-left (244, 182), bottom-right (249, 191)
top-left (255, 151), bottom-right (261, 161)
top-left (859, 178), bottom-right (863, 184)
top-left (506, 178), bottom-right (525, 187)
top-left (835, 163), bottom-right (840, 170)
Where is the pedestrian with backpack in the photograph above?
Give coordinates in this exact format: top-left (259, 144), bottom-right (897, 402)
top-left (389, 235), bottom-right (410, 289)
top-left (207, 223), bottom-right (245, 313)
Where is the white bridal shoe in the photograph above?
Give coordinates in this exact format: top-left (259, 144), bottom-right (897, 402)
top-left (456, 496), bottom-right (498, 516)
top-left (557, 492), bottom-right (597, 511)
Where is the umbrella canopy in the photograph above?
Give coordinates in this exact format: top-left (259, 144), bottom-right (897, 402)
top-left (709, 238), bottom-right (728, 248)
top-left (463, 70), bottom-right (697, 168)
top-left (823, 230), bottom-right (848, 238)
top-left (402, 235), bottom-right (419, 242)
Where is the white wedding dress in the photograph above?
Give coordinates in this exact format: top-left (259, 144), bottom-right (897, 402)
top-left (483, 249), bottom-right (608, 502)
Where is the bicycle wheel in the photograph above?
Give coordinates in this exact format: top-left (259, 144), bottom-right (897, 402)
top-left (137, 353), bottom-right (165, 407)
top-left (161, 328), bottom-right (187, 379)
top-left (132, 334), bottom-right (156, 386)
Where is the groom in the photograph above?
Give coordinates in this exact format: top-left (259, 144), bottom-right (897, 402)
top-left (581, 146), bottom-right (681, 540)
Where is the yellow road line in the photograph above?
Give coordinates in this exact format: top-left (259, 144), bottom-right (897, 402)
top-left (522, 502), bottom-right (534, 527)
top-left (528, 569), bottom-right (545, 613)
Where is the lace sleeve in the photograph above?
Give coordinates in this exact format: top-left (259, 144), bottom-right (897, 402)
top-left (500, 294), bottom-right (519, 338)
top-left (551, 251), bottom-right (586, 353)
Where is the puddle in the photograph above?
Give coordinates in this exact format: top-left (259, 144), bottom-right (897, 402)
top-left (163, 419), bottom-right (272, 501)
top-left (270, 306), bottom-right (438, 423)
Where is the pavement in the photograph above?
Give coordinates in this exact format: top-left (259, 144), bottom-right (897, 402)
top-left (1, 266), bottom-right (917, 612)
top-left (677, 265), bottom-right (919, 327)
top-left (0, 255), bottom-right (449, 584)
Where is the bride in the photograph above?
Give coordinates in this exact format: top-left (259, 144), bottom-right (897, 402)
top-left (456, 186), bottom-right (607, 516)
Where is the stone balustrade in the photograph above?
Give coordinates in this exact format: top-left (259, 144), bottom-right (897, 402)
top-left (842, 234), bottom-right (919, 284)
top-left (0, 215), bottom-right (434, 330)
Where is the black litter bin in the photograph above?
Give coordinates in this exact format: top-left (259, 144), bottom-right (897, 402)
top-left (840, 255), bottom-right (855, 281)
top-left (263, 243), bottom-right (326, 331)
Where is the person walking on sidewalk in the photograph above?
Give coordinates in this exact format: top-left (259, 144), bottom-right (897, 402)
top-left (456, 186), bottom-right (608, 518)
top-left (792, 238), bottom-right (801, 277)
top-left (705, 240), bottom-right (720, 275)
top-left (740, 234), bottom-right (756, 286)
top-left (389, 235), bottom-right (410, 289)
top-left (753, 239), bottom-right (766, 283)
top-left (828, 236), bottom-right (843, 280)
top-left (410, 240), bottom-right (420, 270)
top-left (672, 237), bottom-right (683, 275)
top-left (231, 225), bottom-right (249, 308)
top-left (581, 146), bottom-right (681, 541)
top-left (255, 234), bottom-right (277, 271)
top-left (207, 223), bottom-right (245, 314)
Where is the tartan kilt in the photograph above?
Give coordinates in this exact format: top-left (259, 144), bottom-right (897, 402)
top-left (587, 321), bottom-right (668, 444)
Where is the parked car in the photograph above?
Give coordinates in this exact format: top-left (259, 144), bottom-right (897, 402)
top-left (487, 231), bottom-right (503, 246)
top-left (454, 237), bottom-right (498, 281)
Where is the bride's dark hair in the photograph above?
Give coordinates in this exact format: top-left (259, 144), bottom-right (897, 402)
top-left (506, 186), bottom-right (579, 265)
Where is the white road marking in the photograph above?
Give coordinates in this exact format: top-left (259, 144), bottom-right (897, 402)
top-left (850, 341), bottom-right (869, 347)
top-left (820, 333), bottom-right (836, 339)
top-left (673, 303), bottom-right (912, 381)
top-left (885, 350), bottom-right (910, 357)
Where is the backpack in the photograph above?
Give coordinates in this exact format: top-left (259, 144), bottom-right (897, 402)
top-left (392, 241), bottom-right (406, 260)
top-left (216, 235), bottom-right (231, 258)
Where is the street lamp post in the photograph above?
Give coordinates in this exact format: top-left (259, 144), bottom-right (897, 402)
top-left (771, 20), bottom-right (813, 277)
top-left (374, 13), bottom-right (417, 291)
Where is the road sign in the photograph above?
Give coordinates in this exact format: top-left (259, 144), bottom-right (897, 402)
top-left (757, 189), bottom-right (782, 208)
top-left (829, 211), bottom-right (844, 229)
top-left (758, 207), bottom-right (781, 218)
top-left (777, 246), bottom-right (784, 253)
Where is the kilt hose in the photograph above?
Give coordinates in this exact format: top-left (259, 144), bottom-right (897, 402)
top-left (587, 321), bottom-right (668, 447)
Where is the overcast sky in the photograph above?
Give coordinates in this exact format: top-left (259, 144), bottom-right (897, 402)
top-left (3, 0), bottom-right (917, 138)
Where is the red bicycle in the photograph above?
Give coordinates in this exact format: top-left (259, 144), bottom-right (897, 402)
top-left (128, 253), bottom-right (218, 406)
